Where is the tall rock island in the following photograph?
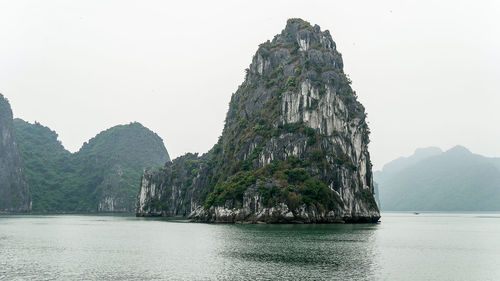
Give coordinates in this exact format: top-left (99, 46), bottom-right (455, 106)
top-left (0, 94), bottom-right (31, 212)
top-left (136, 19), bottom-right (380, 223)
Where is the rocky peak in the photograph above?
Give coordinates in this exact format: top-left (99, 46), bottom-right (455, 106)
top-left (247, 18), bottom-right (343, 81)
top-left (279, 18), bottom-right (336, 52)
top-left (136, 19), bottom-right (380, 223)
top-left (445, 145), bottom-right (471, 155)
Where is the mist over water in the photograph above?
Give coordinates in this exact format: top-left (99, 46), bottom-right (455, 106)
top-left (1, 213), bottom-right (499, 280)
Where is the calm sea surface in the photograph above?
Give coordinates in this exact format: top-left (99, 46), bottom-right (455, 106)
top-left (1, 212), bottom-right (499, 281)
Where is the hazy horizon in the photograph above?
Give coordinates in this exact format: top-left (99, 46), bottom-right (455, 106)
top-left (1, 0), bottom-right (499, 170)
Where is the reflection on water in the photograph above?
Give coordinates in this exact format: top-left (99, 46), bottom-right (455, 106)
top-left (1, 213), bottom-right (500, 280)
top-left (216, 224), bottom-right (378, 281)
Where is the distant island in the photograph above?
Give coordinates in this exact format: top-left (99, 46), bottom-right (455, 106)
top-left (375, 146), bottom-right (500, 211)
top-left (136, 19), bottom-right (380, 223)
top-left (0, 93), bottom-right (170, 213)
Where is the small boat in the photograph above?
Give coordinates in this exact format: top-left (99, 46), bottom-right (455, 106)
top-left (414, 212), bottom-right (420, 215)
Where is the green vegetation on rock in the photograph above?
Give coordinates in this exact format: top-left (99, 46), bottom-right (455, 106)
top-left (13, 120), bottom-right (73, 211)
top-left (136, 19), bottom-right (379, 223)
top-left (204, 156), bottom-right (343, 211)
top-left (14, 120), bottom-right (170, 212)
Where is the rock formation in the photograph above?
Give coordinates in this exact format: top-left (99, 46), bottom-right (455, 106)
top-left (0, 94), bottom-right (31, 212)
top-left (14, 120), bottom-right (170, 212)
top-left (136, 19), bottom-right (380, 223)
top-left (76, 122), bottom-right (171, 212)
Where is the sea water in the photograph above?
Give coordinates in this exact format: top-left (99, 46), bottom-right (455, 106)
top-left (1, 212), bottom-right (499, 280)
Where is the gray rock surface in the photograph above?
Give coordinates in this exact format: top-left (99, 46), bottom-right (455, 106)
top-left (136, 19), bottom-right (380, 223)
top-left (0, 94), bottom-right (31, 212)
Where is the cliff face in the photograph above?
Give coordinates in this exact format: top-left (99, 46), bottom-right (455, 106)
top-left (0, 94), bottom-right (31, 212)
top-left (14, 120), bottom-right (169, 212)
top-left (136, 19), bottom-right (380, 223)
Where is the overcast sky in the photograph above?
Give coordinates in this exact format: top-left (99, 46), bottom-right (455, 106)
top-left (1, 0), bottom-right (499, 170)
